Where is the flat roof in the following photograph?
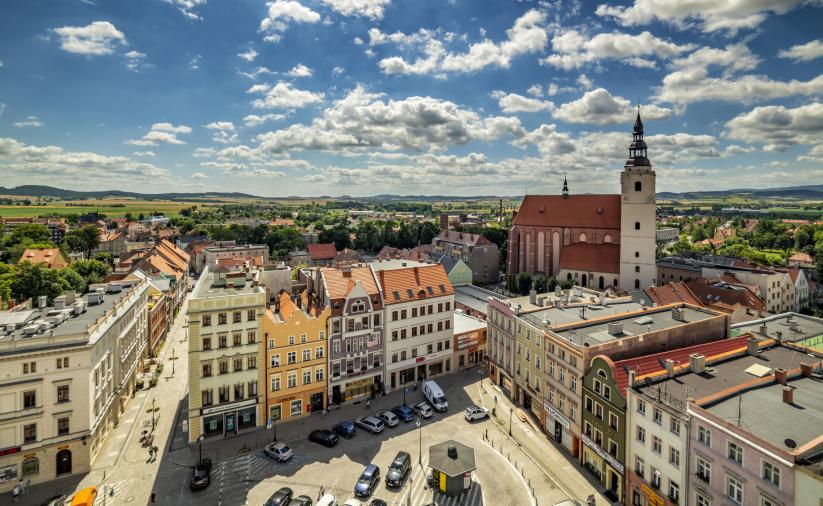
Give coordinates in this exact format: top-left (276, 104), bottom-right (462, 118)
top-left (503, 288), bottom-right (629, 314)
top-left (732, 313), bottom-right (823, 343)
top-left (369, 259), bottom-right (428, 272)
top-left (454, 284), bottom-right (501, 314)
top-left (193, 272), bottom-right (264, 299)
top-left (553, 305), bottom-right (717, 346)
top-left (454, 312), bottom-right (486, 334)
top-left (705, 374), bottom-right (823, 450)
top-left (520, 301), bottom-right (644, 330)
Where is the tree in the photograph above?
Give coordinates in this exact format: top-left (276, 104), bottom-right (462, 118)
top-left (816, 242), bottom-right (823, 280)
top-left (516, 272), bottom-right (532, 295)
top-left (58, 268), bottom-right (86, 294)
top-left (64, 225), bottom-right (100, 259)
top-left (0, 262), bottom-right (15, 308)
top-left (70, 259), bottom-right (110, 285)
top-left (532, 275), bottom-right (547, 293)
top-left (319, 224), bottom-right (352, 250)
top-left (12, 262), bottom-right (65, 303)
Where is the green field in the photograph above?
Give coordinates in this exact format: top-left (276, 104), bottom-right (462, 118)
top-left (0, 198), bottom-right (218, 219)
top-left (797, 335), bottom-right (823, 352)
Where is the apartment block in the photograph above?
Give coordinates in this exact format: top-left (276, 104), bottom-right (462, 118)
top-left (187, 267), bottom-right (266, 443)
top-left (0, 279), bottom-right (148, 493)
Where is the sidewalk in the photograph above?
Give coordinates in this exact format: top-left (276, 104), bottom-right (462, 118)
top-left (475, 379), bottom-right (612, 506)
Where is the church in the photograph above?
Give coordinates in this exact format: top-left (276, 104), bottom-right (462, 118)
top-left (506, 112), bottom-right (657, 292)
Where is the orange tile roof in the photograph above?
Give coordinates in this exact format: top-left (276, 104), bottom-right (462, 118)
top-left (559, 242), bottom-right (620, 274)
top-left (308, 243), bottom-right (337, 260)
top-left (375, 264), bottom-right (454, 305)
top-left (277, 290), bottom-right (297, 321)
top-left (512, 194), bottom-right (621, 229)
top-left (646, 282), bottom-right (702, 307)
top-left (321, 266), bottom-right (381, 303)
top-left (789, 252), bottom-right (812, 263)
top-left (18, 248), bottom-right (69, 269)
top-left (687, 279), bottom-right (765, 312)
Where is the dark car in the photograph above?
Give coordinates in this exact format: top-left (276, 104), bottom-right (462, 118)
top-left (354, 464), bottom-right (381, 497)
top-left (385, 451), bottom-right (411, 487)
top-left (333, 420), bottom-right (357, 438)
top-left (264, 487), bottom-right (293, 506)
top-left (391, 404), bottom-right (415, 423)
top-left (190, 458), bottom-right (212, 491)
top-left (308, 429), bottom-right (339, 447)
top-left (290, 495), bottom-right (313, 506)
top-left (369, 500), bottom-right (388, 506)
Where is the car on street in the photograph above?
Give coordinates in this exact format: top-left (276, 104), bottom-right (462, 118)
top-left (412, 401), bottom-right (433, 418)
top-left (291, 496), bottom-right (313, 506)
top-left (317, 494), bottom-right (339, 506)
top-left (464, 405), bottom-right (489, 421)
top-left (391, 404), bottom-right (415, 422)
top-left (354, 464), bottom-right (381, 497)
top-left (369, 500), bottom-right (388, 506)
top-left (264, 442), bottom-right (294, 462)
top-left (385, 451), bottom-right (411, 487)
top-left (190, 458), bottom-right (212, 491)
top-left (377, 410), bottom-right (399, 427)
top-left (264, 487), bottom-right (293, 506)
top-left (342, 500), bottom-right (362, 506)
top-left (356, 415), bottom-right (385, 434)
top-left (309, 429), bottom-right (339, 447)
top-left (333, 420), bottom-right (357, 438)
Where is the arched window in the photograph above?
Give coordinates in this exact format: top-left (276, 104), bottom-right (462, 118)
top-left (603, 234), bottom-right (612, 243)
top-left (635, 181), bottom-right (642, 192)
top-left (582, 274), bottom-right (588, 287)
top-left (634, 222), bottom-right (640, 230)
top-left (613, 279), bottom-right (618, 287)
top-left (22, 457), bottom-right (39, 476)
top-left (634, 279), bottom-right (640, 289)
top-left (635, 266), bottom-right (640, 273)
top-left (579, 233), bottom-right (587, 243)
top-left (567, 273), bottom-right (573, 281)
top-left (598, 276), bottom-right (605, 289)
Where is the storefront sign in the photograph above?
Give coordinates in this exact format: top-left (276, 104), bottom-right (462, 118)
top-left (201, 398), bottom-right (256, 416)
top-left (544, 403), bottom-right (571, 429)
top-left (416, 356), bottom-right (426, 363)
top-left (347, 377), bottom-right (373, 389)
top-left (581, 434), bottom-right (624, 474)
top-left (641, 484), bottom-right (664, 506)
top-left (0, 446), bottom-right (21, 457)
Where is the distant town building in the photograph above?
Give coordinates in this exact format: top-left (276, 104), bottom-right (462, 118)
top-left (307, 243), bottom-right (337, 267)
top-left (202, 244), bottom-right (269, 273)
top-left (788, 251), bottom-right (814, 269)
top-left (432, 228), bottom-right (499, 284)
top-left (18, 247), bottom-right (69, 269)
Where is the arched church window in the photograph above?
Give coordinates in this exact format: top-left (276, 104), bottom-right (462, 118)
top-left (635, 279), bottom-right (640, 289)
top-left (579, 233), bottom-right (587, 243)
top-left (635, 181), bottom-right (642, 192)
top-left (603, 234), bottom-right (612, 243)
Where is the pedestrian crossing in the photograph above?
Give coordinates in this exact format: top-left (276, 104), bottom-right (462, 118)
top-left (216, 454), bottom-right (253, 506)
top-left (378, 455), bottom-right (483, 506)
top-left (96, 479), bottom-right (132, 504)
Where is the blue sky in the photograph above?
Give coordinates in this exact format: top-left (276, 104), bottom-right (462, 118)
top-left (1, 0), bottom-right (822, 197)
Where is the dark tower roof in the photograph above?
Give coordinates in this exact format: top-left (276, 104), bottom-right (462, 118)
top-left (562, 173), bottom-right (569, 199)
top-left (626, 106), bottom-right (651, 168)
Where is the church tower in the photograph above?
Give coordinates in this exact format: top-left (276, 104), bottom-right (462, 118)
top-left (619, 109), bottom-right (657, 291)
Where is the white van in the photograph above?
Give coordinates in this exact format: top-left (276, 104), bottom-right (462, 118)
top-left (317, 495), bottom-right (339, 506)
top-left (422, 380), bottom-right (448, 412)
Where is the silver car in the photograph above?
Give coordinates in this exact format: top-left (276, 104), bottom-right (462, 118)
top-left (356, 415), bottom-right (385, 433)
top-left (264, 442), bottom-right (294, 462)
top-left (378, 410), bottom-right (400, 427)
top-left (413, 401), bottom-right (433, 418)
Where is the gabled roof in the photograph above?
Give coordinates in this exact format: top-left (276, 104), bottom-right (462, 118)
top-left (434, 229), bottom-right (493, 247)
top-left (512, 194), bottom-right (621, 229)
top-left (646, 282), bottom-right (702, 307)
top-left (308, 243), bottom-right (337, 260)
top-left (789, 252), bottom-right (813, 263)
top-left (559, 242), bottom-right (620, 274)
top-left (18, 248), bottom-right (69, 269)
top-left (375, 263), bottom-right (454, 305)
top-left (321, 266), bottom-right (381, 303)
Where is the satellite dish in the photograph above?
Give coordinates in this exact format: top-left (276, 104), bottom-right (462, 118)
top-left (785, 438), bottom-right (797, 449)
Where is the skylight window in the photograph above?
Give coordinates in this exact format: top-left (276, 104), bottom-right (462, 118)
top-left (427, 286), bottom-right (434, 294)
top-left (633, 316), bottom-right (654, 325)
top-left (406, 288), bottom-right (414, 297)
top-left (439, 284), bottom-right (446, 293)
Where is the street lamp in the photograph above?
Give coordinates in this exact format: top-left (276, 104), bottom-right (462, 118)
top-left (151, 398), bottom-right (157, 432)
top-left (197, 434), bottom-right (204, 467)
top-left (403, 386), bottom-right (407, 406)
top-left (416, 415), bottom-right (423, 468)
top-left (509, 406), bottom-right (513, 436)
top-left (169, 348), bottom-right (177, 375)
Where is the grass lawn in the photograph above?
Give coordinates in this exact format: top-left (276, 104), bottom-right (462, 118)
top-left (0, 199), bottom-right (218, 218)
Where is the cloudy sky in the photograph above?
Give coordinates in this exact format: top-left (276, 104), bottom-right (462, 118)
top-left (1, 0), bottom-right (822, 197)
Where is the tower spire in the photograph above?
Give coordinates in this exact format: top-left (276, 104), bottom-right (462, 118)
top-left (562, 172), bottom-right (569, 199)
top-left (626, 106), bottom-right (650, 167)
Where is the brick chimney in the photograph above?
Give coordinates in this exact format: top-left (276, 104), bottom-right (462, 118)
top-left (800, 363), bottom-right (813, 378)
top-left (746, 337), bottom-right (759, 356)
top-left (774, 368), bottom-right (788, 385)
top-left (782, 386), bottom-right (793, 405)
top-left (440, 213), bottom-right (449, 231)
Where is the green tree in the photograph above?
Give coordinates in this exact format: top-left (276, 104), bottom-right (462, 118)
top-left (319, 224), bottom-right (352, 250)
top-left (12, 262), bottom-right (65, 302)
top-left (532, 275), bottom-right (547, 293)
top-left (70, 259), bottom-right (110, 284)
top-left (64, 225), bottom-right (101, 259)
top-left (816, 242), bottom-right (823, 280)
top-left (516, 272), bottom-right (532, 295)
top-left (58, 268), bottom-right (86, 294)
top-left (0, 262), bottom-right (15, 307)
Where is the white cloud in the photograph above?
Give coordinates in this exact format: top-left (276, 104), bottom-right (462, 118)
top-left (332, 66), bottom-right (346, 77)
top-left (243, 113), bottom-right (286, 127)
top-left (779, 39), bottom-right (823, 62)
top-left (286, 63), bottom-right (313, 77)
top-left (191, 172), bottom-right (208, 179)
top-left (374, 9), bottom-right (548, 76)
top-left (514, 124), bottom-right (576, 156)
top-left (205, 121), bottom-right (238, 144)
top-left (238, 48), bottom-right (258, 62)
top-left (321, 0), bottom-right (390, 20)
top-left (595, 0), bottom-right (811, 35)
top-left (162, 0), bottom-right (206, 20)
top-left (527, 84), bottom-right (544, 97)
top-left (193, 147), bottom-right (216, 157)
top-left (670, 43), bottom-right (760, 75)
top-left (188, 54), bottom-right (201, 70)
top-left (577, 74), bottom-right (593, 89)
top-left (553, 88), bottom-right (671, 125)
top-left (133, 150), bottom-right (156, 157)
top-left (13, 116), bottom-right (44, 128)
top-left (491, 91), bottom-right (554, 113)
top-left (53, 21), bottom-right (127, 55)
top-left (125, 50), bottom-right (150, 71)
top-left (0, 137), bottom-right (170, 186)
top-left (724, 102), bottom-right (823, 151)
top-left (248, 81), bottom-right (325, 109)
top-left (126, 123), bottom-right (192, 146)
top-left (238, 66), bottom-right (275, 80)
top-left (542, 29), bottom-right (694, 70)
top-left (260, 1), bottom-right (321, 43)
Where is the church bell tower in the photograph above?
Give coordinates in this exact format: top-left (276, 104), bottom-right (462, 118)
top-left (619, 109), bottom-right (657, 291)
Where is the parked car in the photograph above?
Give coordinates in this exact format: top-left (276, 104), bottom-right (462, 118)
top-left (354, 464), bottom-right (381, 497)
top-left (190, 459), bottom-right (212, 491)
top-left (464, 405), bottom-right (489, 421)
top-left (377, 410), bottom-right (399, 427)
top-left (291, 496), bottom-right (313, 506)
top-left (317, 494), bottom-right (339, 506)
top-left (341, 500), bottom-right (361, 506)
top-left (356, 415), bottom-right (385, 434)
top-left (264, 442), bottom-right (294, 462)
top-left (422, 380), bottom-right (448, 412)
top-left (333, 420), bottom-right (357, 438)
top-left (369, 500), bottom-right (388, 506)
top-left (412, 401), bottom-right (433, 419)
top-left (385, 451), bottom-right (411, 487)
top-left (391, 404), bottom-right (415, 422)
top-left (309, 429), bottom-right (339, 447)
top-left (264, 487), bottom-right (293, 506)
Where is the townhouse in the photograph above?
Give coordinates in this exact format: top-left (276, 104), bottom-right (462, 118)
top-left (453, 312), bottom-right (486, 371)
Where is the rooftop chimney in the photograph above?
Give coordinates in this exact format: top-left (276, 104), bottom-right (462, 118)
top-left (782, 386), bottom-right (793, 405)
top-left (759, 323), bottom-right (768, 336)
top-left (628, 369), bottom-right (636, 387)
top-left (529, 289), bottom-right (537, 305)
top-left (800, 362), bottom-right (813, 378)
top-left (671, 307), bottom-right (685, 322)
top-left (746, 337), bottom-right (759, 356)
top-left (774, 368), bottom-right (788, 385)
top-left (689, 353), bottom-right (706, 374)
top-left (664, 359), bottom-right (676, 377)
top-left (607, 321), bottom-right (624, 336)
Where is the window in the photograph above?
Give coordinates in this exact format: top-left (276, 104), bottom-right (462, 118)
top-left (233, 333), bottom-right (242, 346)
top-left (635, 221), bottom-right (640, 230)
top-left (670, 418), bottom-right (680, 435)
top-left (668, 481), bottom-right (679, 504)
top-left (57, 417), bottom-right (69, 436)
top-left (233, 311), bottom-right (242, 323)
top-left (608, 439), bottom-right (618, 458)
top-left (603, 385), bottom-right (611, 400)
top-left (635, 181), bottom-right (642, 191)
top-left (23, 361), bottom-right (36, 374)
top-left (287, 372), bottom-right (297, 388)
top-left (218, 313), bottom-right (227, 325)
top-left (760, 497), bottom-right (778, 506)
top-left (247, 331), bottom-right (256, 344)
top-left (653, 408), bottom-right (662, 424)
top-left (696, 494), bottom-right (710, 506)
top-left (635, 265), bottom-right (640, 273)
top-left (233, 358), bottom-right (243, 372)
top-left (202, 389), bottom-right (213, 406)
top-left (219, 335), bottom-right (227, 348)
top-left (726, 475), bottom-right (743, 504)
top-left (56, 357), bottom-right (69, 369)
top-left (315, 367), bottom-right (324, 382)
top-left (303, 349), bottom-right (311, 361)
top-left (609, 412), bottom-right (618, 430)
top-left (287, 351), bottom-right (296, 364)
top-left (248, 381), bottom-right (257, 397)
top-left (247, 310), bottom-right (256, 321)
top-left (698, 425), bottom-right (711, 447)
top-left (270, 354), bottom-right (280, 367)
top-left (303, 369), bottom-right (311, 385)
top-left (234, 383), bottom-right (244, 400)
top-left (247, 356), bottom-right (257, 369)
top-left (594, 402), bottom-right (603, 419)
top-left (669, 447), bottom-right (680, 467)
top-left (219, 360), bottom-right (228, 375)
top-left (24, 423), bottom-right (37, 443)
top-left (21, 457), bottom-right (39, 476)
top-left (637, 399), bottom-right (646, 415)
top-left (219, 386), bottom-right (229, 403)
top-left (202, 363), bottom-right (212, 377)
top-left (697, 457), bottom-right (711, 484)
top-left (290, 399), bottom-right (302, 417)
top-left (315, 347), bottom-right (324, 359)
top-left (651, 468), bottom-right (661, 489)
top-left (57, 385), bottom-right (70, 403)
top-left (202, 315), bottom-right (211, 326)
top-left (271, 375), bottom-right (280, 391)
top-left (288, 335), bottom-right (295, 345)
top-left (636, 426), bottom-right (646, 443)
top-left (635, 456), bottom-right (645, 478)
top-left (762, 461), bottom-right (780, 487)
top-left (728, 442), bottom-right (743, 465)
top-left (652, 436), bottom-right (661, 454)
top-left (202, 337), bottom-right (212, 350)
top-left (23, 390), bottom-right (36, 409)
top-left (593, 379), bottom-right (602, 394)
top-left (392, 310), bottom-right (398, 321)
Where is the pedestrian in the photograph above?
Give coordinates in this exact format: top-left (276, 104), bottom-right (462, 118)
top-left (12, 483), bottom-right (21, 502)
top-left (151, 491), bottom-right (156, 503)
top-left (24, 478), bottom-right (30, 494)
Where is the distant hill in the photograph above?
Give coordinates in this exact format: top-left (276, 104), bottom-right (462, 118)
top-left (658, 184), bottom-right (823, 200)
top-left (0, 185), bottom-right (266, 201)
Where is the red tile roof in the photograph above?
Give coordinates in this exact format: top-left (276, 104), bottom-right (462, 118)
top-left (646, 283), bottom-right (702, 307)
top-left (559, 242), bottom-right (620, 274)
top-left (512, 194), bottom-right (621, 229)
top-left (18, 248), bottom-right (69, 269)
top-left (321, 266), bottom-right (381, 303)
top-left (375, 264), bottom-right (454, 305)
top-left (308, 243), bottom-right (337, 260)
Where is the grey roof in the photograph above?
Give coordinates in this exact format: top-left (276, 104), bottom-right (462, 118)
top-left (454, 312), bottom-right (486, 335)
top-left (520, 301), bottom-right (644, 331)
top-left (705, 374), bottom-right (823, 450)
top-left (193, 272), bottom-right (264, 299)
top-left (428, 439), bottom-right (476, 476)
top-left (453, 284), bottom-right (501, 315)
top-left (731, 313), bottom-right (823, 343)
top-left (553, 305), bottom-right (717, 346)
